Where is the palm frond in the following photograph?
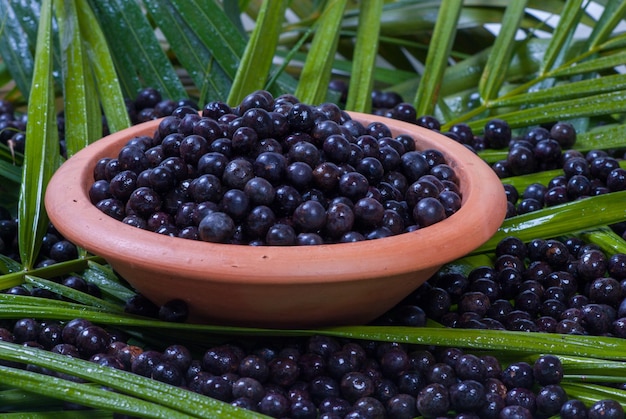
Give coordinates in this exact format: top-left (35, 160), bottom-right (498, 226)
top-left (87, 0), bottom-right (187, 99)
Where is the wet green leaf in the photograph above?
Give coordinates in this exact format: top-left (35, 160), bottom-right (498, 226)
top-left (54, 0), bottom-right (98, 158)
top-left (87, 0), bottom-right (186, 99)
top-left (467, 90), bottom-right (626, 131)
top-left (550, 51), bottom-right (626, 77)
top-left (413, 0), bottom-right (463, 116)
top-left (0, 2), bottom-right (36, 96)
top-left (473, 191), bottom-right (626, 254)
top-left (76, 0), bottom-right (130, 134)
top-left (171, 0), bottom-right (246, 81)
top-left (228, 0), bottom-right (288, 105)
top-left (0, 341), bottom-right (266, 418)
top-left (142, 0), bottom-right (231, 104)
top-left (587, 1), bottom-right (626, 49)
top-left (295, 0), bottom-right (348, 105)
top-left (344, 0), bottom-right (383, 113)
top-left (478, 0), bottom-right (528, 101)
top-left (539, 0), bottom-right (585, 74)
top-left (0, 365), bottom-right (198, 418)
top-left (18, 0), bottom-right (59, 269)
top-left (492, 73), bottom-right (626, 108)
top-left (24, 275), bottom-right (125, 313)
top-left (563, 383), bottom-right (626, 407)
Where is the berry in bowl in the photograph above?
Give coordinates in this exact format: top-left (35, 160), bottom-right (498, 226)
top-left (45, 91), bottom-right (507, 328)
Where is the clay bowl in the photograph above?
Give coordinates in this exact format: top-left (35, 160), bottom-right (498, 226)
top-left (45, 112), bottom-right (507, 328)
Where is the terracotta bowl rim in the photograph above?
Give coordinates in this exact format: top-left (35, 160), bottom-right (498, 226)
top-left (45, 111), bottom-right (507, 285)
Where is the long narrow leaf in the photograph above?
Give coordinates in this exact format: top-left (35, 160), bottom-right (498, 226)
top-left (316, 326), bottom-right (626, 360)
top-left (18, 0), bottom-right (59, 269)
top-left (0, 342), bottom-right (265, 418)
top-left (228, 0), bottom-right (288, 105)
top-left (577, 228), bottom-right (626, 256)
top-left (24, 275), bottom-right (125, 313)
top-left (466, 89), bottom-right (626, 131)
top-left (83, 261), bottom-right (137, 302)
top-left (491, 73), bottom-right (626, 108)
top-left (54, 0), bottom-right (97, 158)
top-left (76, 0), bottom-right (130, 134)
top-left (0, 366), bottom-right (194, 418)
top-left (0, 2), bottom-right (36, 96)
top-left (478, 0), bottom-right (528, 101)
top-left (0, 254), bottom-right (21, 276)
top-left (550, 50), bottom-right (626, 77)
top-left (588, 0), bottom-right (626, 49)
top-left (294, 0), bottom-right (349, 105)
top-left (601, 32), bottom-right (626, 50)
top-left (345, 0), bottom-right (383, 113)
top-left (142, 0), bottom-right (231, 104)
top-left (4, 297), bottom-right (626, 361)
top-left (0, 159), bottom-right (21, 184)
top-left (0, 256), bottom-right (102, 289)
top-left (539, 0), bottom-right (585, 74)
top-left (473, 191), bottom-right (626, 254)
top-left (87, 0), bottom-right (186, 100)
top-left (172, 0), bottom-right (246, 79)
top-left (563, 383), bottom-right (626, 407)
top-left (413, 0), bottom-right (463, 116)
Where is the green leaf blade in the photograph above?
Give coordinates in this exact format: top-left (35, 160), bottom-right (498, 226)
top-left (539, 0), bottom-right (585, 75)
top-left (478, 0), bottom-right (528, 101)
top-left (228, 0), bottom-right (288, 105)
top-left (54, 0), bottom-right (97, 158)
top-left (87, 0), bottom-right (187, 100)
top-left (76, 0), bottom-right (131, 134)
top-left (18, 0), bottom-right (60, 269)
top-left (473, 191), bottom-right (626, 254)
top-left (344, 0), bottom-right (384, 113)
top-left (142, 0), bottom-right (231, 104)
top-left (0, 2), bottom-right (35, 97)
top-left (172, 0), bottom-right (246, 80)
top-left (413, 0), bottom-right (463, 116)
top-left (467, 90), bottom-right (626, 132)
top-left (294, 0), bottom-right (349, 105)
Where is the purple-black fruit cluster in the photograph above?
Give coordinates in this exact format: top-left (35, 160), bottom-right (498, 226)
top-left (503, 147), bottom-right (626, 220)
top-left (0, 99), bottom-right (27, 155)
top-left (3, 318), bottom-right (609, 419)
top-left (388, 235), bottom-right (626, 340)
top-left (0, 205), bottom-right (82, 269)
top-left (90, 90), bottom-right (463, 245)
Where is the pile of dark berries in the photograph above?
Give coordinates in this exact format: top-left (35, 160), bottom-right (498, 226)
top-left (503, 146), bottom-right (626, 220)
top-left (363, 87), bottom-right (626, 240)
top-left (4, 317), bottom-right (621, 419)
top-left (0, 98), bottom-right (27, 155)
top-left (381, 234), bottom-right (626, 340)
top-left (90, 90), bottom-right (463, 245)
top-left (0, 204), bottom-right (82, 268)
